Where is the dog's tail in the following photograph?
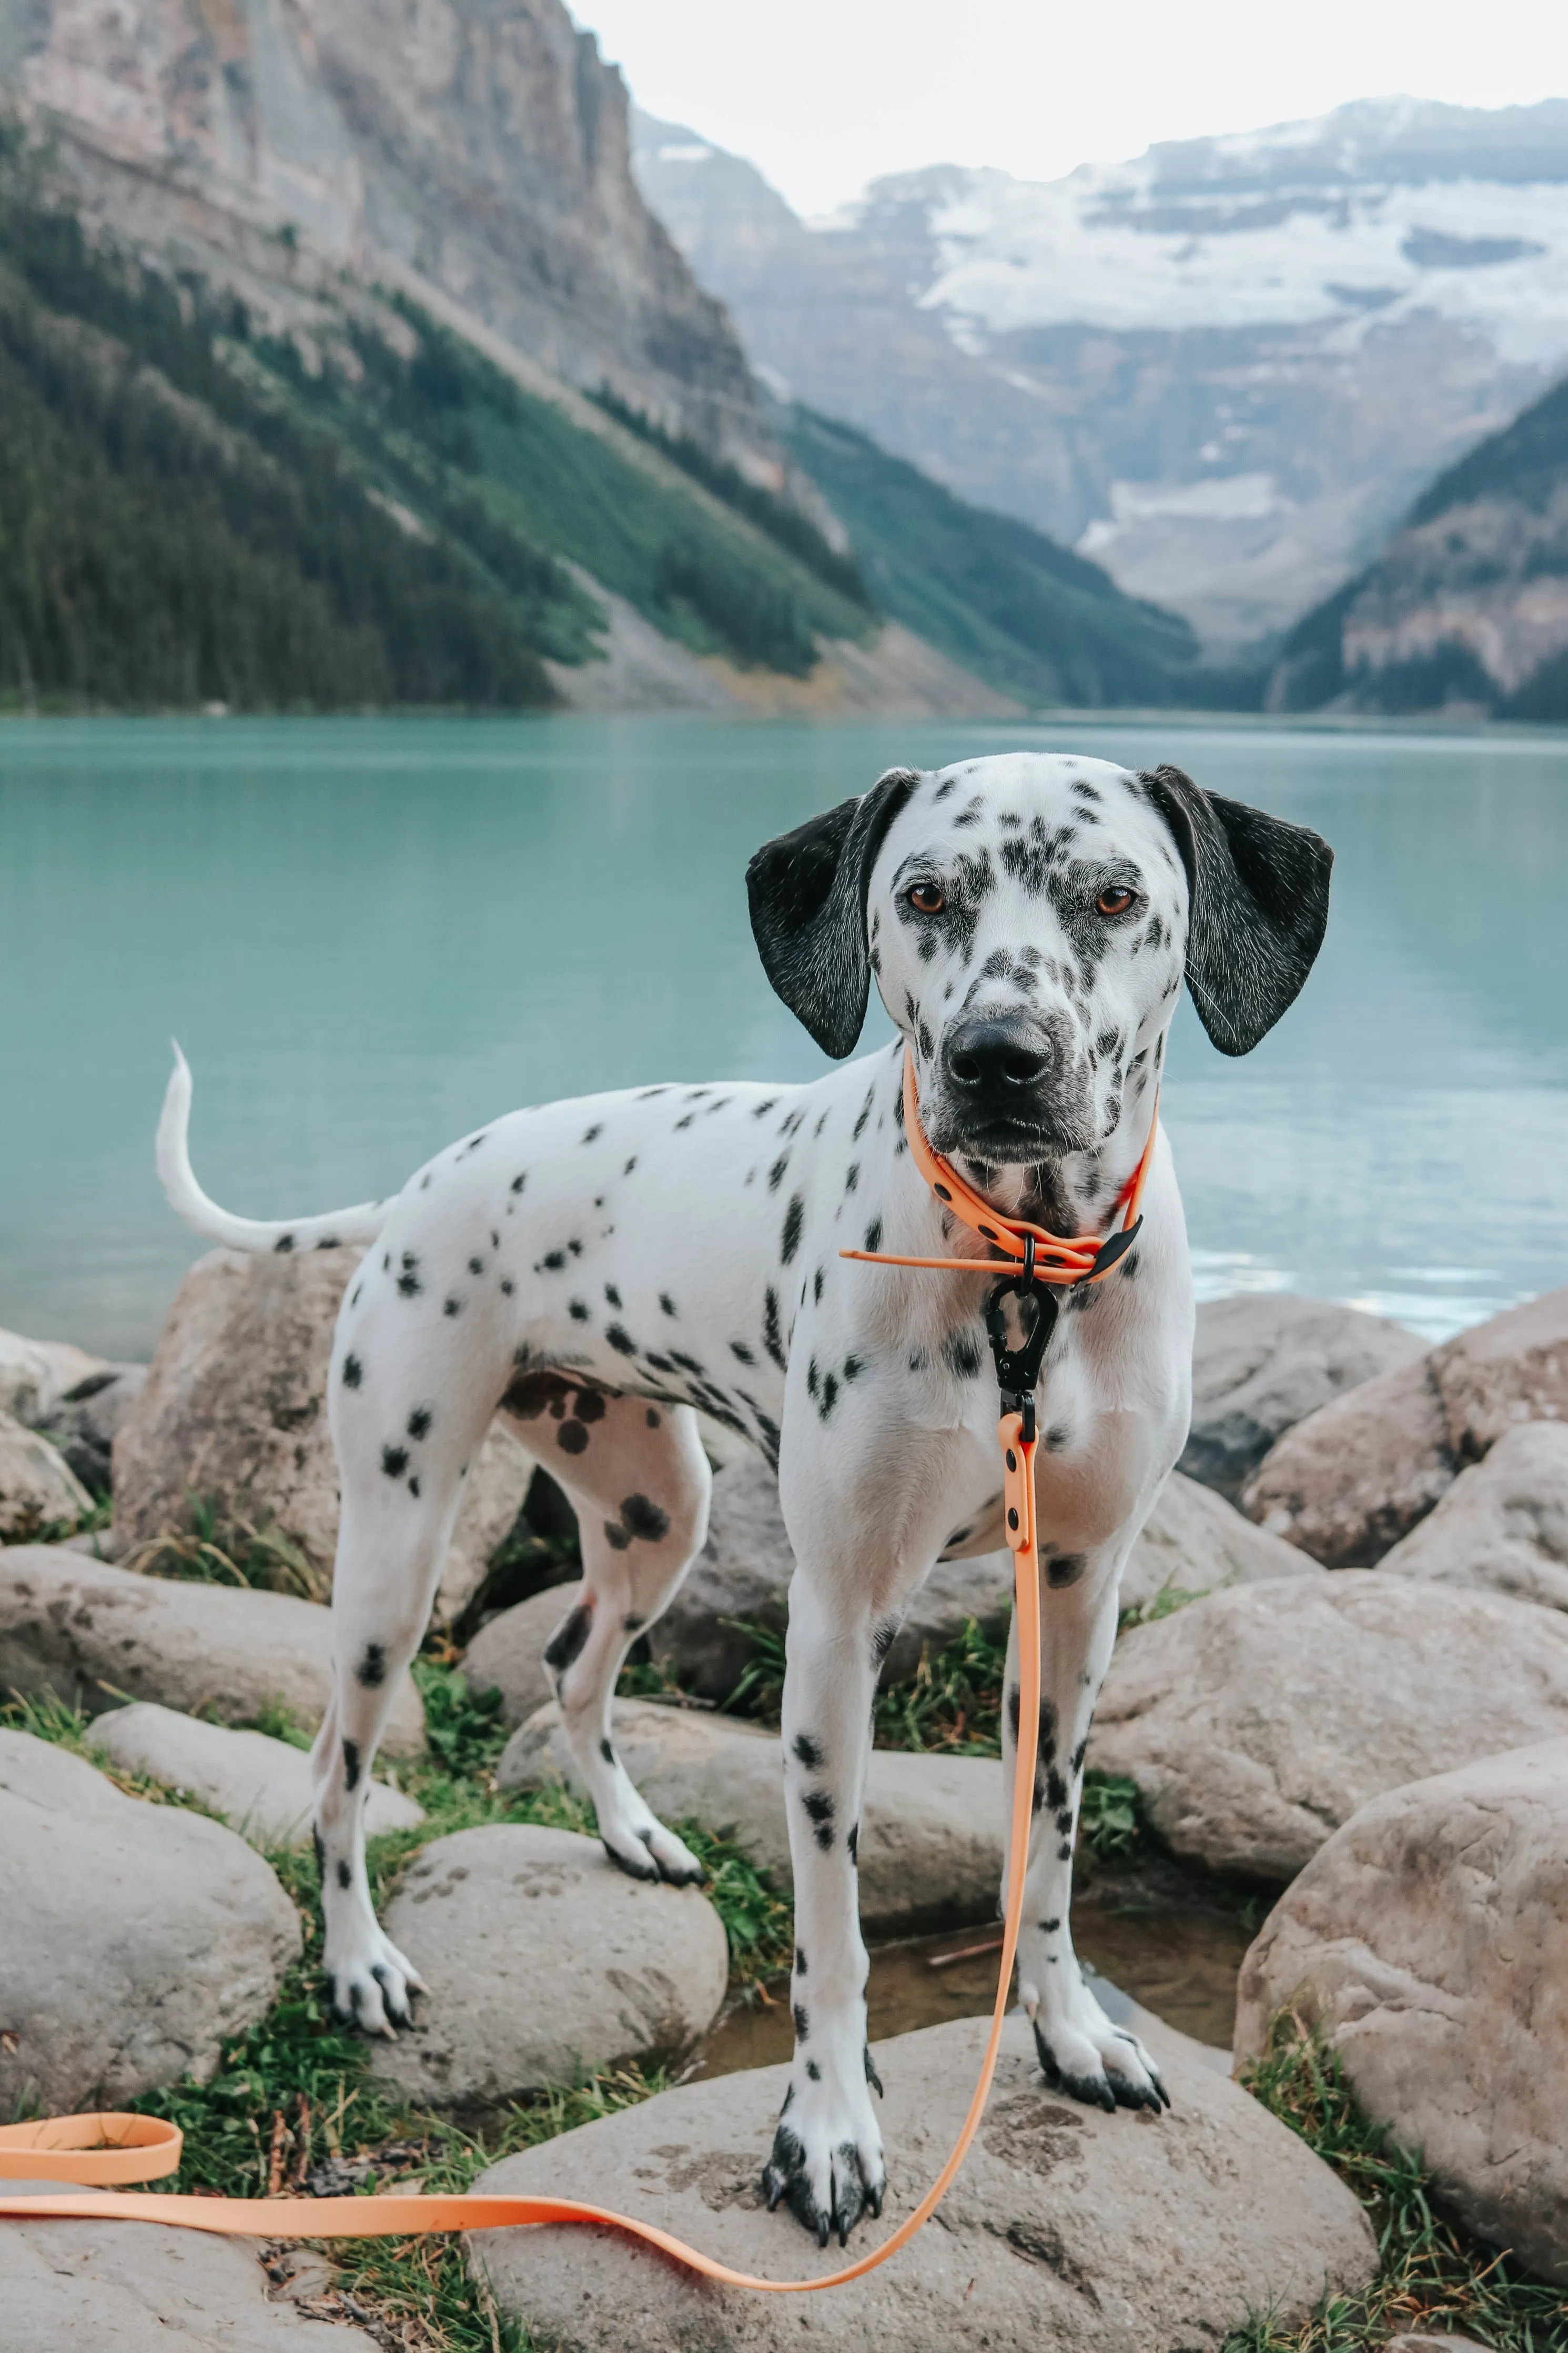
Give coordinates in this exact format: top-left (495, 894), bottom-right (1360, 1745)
top-left (157, 1043), bottom-right (393, 1255)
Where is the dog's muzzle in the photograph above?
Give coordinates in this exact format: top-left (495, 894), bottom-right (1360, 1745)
top-left (936, 1014), bottom-right (1086, 1156)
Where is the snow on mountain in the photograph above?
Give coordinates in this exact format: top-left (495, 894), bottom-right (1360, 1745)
top-left (635, 98), bottom-right (1568, 650)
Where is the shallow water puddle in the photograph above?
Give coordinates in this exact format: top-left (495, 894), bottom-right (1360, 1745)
top-left (689, 1899), bottom-right (1252, 2080)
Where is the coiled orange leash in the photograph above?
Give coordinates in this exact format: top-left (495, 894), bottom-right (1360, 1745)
top-left (0, 1051), bottom-right (1156, 2295)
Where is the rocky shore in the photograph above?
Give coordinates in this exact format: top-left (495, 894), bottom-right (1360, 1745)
top-left (3, 1261), bottom-right (1567, 2343)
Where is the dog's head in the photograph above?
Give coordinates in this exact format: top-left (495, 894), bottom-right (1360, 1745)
top-left (747, 752), bottom-right (1332, 1167)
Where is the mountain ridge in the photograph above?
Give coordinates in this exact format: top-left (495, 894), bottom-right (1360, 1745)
top-left (634, 98), bottom-right (1568, 651)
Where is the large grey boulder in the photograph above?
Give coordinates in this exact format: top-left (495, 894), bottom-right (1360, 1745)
top-left (500, 1697), bottom-right (1004, 1935)
top-left (648, 1452), bottom-right (792, 1700)
top-left (1088, 1574), bottom-right (1568, 1882)
top-left (471, 2010), bottom-right (1377, 2352)
top-left (1120, 1469), bottom-right (1324, 1612)
top-left (1183, 1293), bottom-right (1423, 1499)
top-left (0, 1545), bottom-right (425, 1756)
top-left (0, 1410), bottom-right (94, 1541)
top-left (1377, 1421), bottom-right (1568, 1612)
top-left (112, 1247), bottom-right (532, 1618)
top-left (368, 1823), bottom-right (729, 2108)
top-left (4, 2209), bottom-right (378, 2352)
top-left (92, 1701), bottom-right (423, 1847)
top-left (0, 1730), bottom-right (300, 2115)
top-left (1243, 1285), bottom-right (1568, 1566)
top-left (1235, 1738), bottom-right (1568, 2286)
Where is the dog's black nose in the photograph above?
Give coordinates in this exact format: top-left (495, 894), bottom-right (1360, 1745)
top-left (943, 1019), bottom-right (1051, 1096)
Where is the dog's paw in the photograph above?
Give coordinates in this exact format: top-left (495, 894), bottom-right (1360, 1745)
top-left (325, 1922), bottom-right (427, 2038)
top-left (1030, 2010), bottom-right (1169, 2115)
top-left (760, 2071), bottom-right (885, 2248)
top-left (600, 1813), bottom-right (705, 1888)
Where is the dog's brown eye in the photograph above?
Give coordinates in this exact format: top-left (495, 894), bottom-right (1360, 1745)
top-left (909, 882), bottom-right (945, 914)
top-left (1096, 886), bottom-right (1135, 917)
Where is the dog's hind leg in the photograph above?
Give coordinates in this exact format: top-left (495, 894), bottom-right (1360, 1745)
top-left (502, 1386), bottom-right (713, 1885)
top-left (1004, 1552), bottom-right (1168, 2113)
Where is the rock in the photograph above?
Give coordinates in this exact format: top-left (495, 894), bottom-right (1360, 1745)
top-left (35, 1363), bottom-right (148, 1494)
top-left (1120, 1469), bottom-right (1324, 1613)
top-left (1088, 1574), bottom-right (1568, 1882)
top-left (0, 1546), bottom-right (425, 1757)
top-left (368, 1824), bottom-right (728, 2108)
top-left (646, 1453), bottom-right (792, 1700)
top-left (1378, 1421), bottom-right (1568, 1612)
top-left (500, 1698), bottom-right (1004, 1935)
top-left (1241, 1355), bottom-right (1456, 1567)
top-left (1235, 1738), bottom-right (1568, 2286)
top-left (90, 1701), bottom-right (423, 1847)
top-left (0, 1412), bottom-right (94, 1541)
top-left (4, 2205), bottom-right (378, 2350)
top-left (1183, 1293), bottom-right (1423, 1499)
top-left (1243, 1286), bottom-right (1568, 1566)
top-left (1384, 2339), bottom-right (1494, 2353)
top-left (112, 1248), bottom-right (532, 1618)
top-left (0, 1729), bottom-right (301, 2114)
top-left (471, 2010), bottom-right (1378, 2351)
top-left (0, 1324), bottom-right (110, 1425)
top-left (464, 1583), bottom-right (573, 1726)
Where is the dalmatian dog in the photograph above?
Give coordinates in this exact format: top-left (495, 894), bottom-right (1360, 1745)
top-left (157, 752), bottom-right (1330, 2248)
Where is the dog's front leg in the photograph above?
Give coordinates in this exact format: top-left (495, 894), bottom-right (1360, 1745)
top-left (762, 1560), bottom-right (888, 2247)
top-left (1007, 1553), bottom-right (1168, 2111)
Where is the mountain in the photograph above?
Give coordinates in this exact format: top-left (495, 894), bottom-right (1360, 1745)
top-left (777, 405), bottom-right (1220, 708)
top-left (634, 99), bottom-right (1568, 652)
top-left (2, 0), bottom-right (765, 463)
top-left (0, 0), bottom-right (1223, 716)
top-left (0, 153), bottom-right (898, 711)
top-left (1267, 373), bottom-right (1568, 719)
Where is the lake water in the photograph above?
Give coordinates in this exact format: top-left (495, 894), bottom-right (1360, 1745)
top-left (2, 714), bottom-right (1565, 1360)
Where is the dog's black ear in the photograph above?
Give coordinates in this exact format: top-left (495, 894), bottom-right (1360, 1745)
top-left (746, 768), bottom-right (920, 1056)
top-left (1140, 765), bottom-right (1333, 1056)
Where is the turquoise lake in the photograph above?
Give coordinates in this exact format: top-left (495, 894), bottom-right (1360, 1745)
top-left (2, 714), bottom-right (1564, 1360)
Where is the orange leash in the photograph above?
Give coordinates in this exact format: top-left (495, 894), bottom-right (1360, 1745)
top-left (1, 1052), bottom-right (1150, 2290)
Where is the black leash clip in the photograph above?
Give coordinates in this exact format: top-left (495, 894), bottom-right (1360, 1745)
top-left (984, 1232), bottom-right (1060, 1443)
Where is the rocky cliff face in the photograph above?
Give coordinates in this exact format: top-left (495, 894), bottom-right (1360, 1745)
top-left (1267, 376), bottom-right (1568, 719)
top-left (1, 0), bottom-right (763, 460)
top-left (635, 99), bottom-right (1568, 651)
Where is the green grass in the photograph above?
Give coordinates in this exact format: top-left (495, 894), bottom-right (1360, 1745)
top-left (1227, 2020), bottom-right (1568, 2353)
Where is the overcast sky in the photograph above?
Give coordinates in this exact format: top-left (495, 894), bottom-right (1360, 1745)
top-left (575, 0), bottom-right (1568, 216)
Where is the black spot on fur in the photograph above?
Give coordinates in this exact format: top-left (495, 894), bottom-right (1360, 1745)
top-left (569, 1298), bottom-right (591, 1322)
top-left (337, 1859), bottom-right (351, 1889)
top-left (847, 1823), bottom-right (859, 1865)
top-left (342, 1354), bottom-right (362, 1389)
top-left (443, 1297), bottom-right (461, 1318)
top-left (781, 1194), bottom-right (804, 1264)
top-left (803, 1789), bottom-right (835, 1848)
top-left (660, 1292), bottom-right (677, 1317)
top-left (604, 1283), bottom-right (622, 1309)
top-left (357, 1642), bottom-right (386, 1688)
top-left (582, 1124), bottom-right (601, 1144)
top-left (863, 1215), bottom-right (883, 1253)
top-left (342, 1739), bottom-right (361, 1793)
top-left (620, 1493), bottom-right (672, 1543)
top-left (763, 1287), bottom-right (787, 1371)
top-left (730, 1339), bottom-right (756, 1364)
top-left (600, 1737), bottom-right (615, 1765)
top-left (557, 1419), bottom-right (589, 1455)
top-left (381, 1444), bottom-right (409, 1478)
top-left (793, 1732), bottom-right (824, 1771)
top-left (604, 1324), bottom-right (636, 1355)
top-left (274, 1232), bottom-right (295, 1253)
top-left (407, 1406), bottom-right (432, 1441)
top-left (793, 2004), bottom-right (810, 2043)
top-left (645, 1407), bottom-right (661, 1428)
top-left (768, 1155), bottom-right (790, 1192)
top-left (1047, 1553), bottom-right (1087, 1587)
top-left (794, 1946), bottom-right (807, 1977)
top-left (408, 1474), bottom-right (421, 1497)
top-left (545, 1602), bottom-right (593, 1675)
